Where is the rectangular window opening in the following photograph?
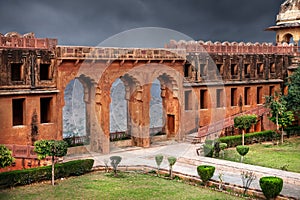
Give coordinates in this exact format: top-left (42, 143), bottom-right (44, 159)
top-left (257, 87), bottom-right (263, 104)
top-left (269, 86), bottom-right (275, 96)
top-left (270, 63), bottom-right (276, 74)
top-left (184, 91), bottom-right (192, 111)
top-left (12, 98), bottom-right (25, 126)
top-left (257, 63), bottom-right (264, 76)
top-left (231, 88), bottom-right (237, 107)
top-left (40, 63), bottom-right (51, 80)
top-left (40, 97), bottom-right (52, 123)
top-left (216, 89), bottom-right (224, 108)
top-left (244, 87), bottom-right (250, 105)
top-left (216, 64), bottom-right (223, 76)
top-left (11, 63), bottom-right (23, 81)
top-left (244, 64), bottom-right (250, 77)
top-left (200, 89), bottom-right (208, 109)
top-left (200, 64), bottom-right (207, 77)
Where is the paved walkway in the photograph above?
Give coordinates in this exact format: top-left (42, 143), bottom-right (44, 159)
top-left (65, 141), bottom-right (300, 199)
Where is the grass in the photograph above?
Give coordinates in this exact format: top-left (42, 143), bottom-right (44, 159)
top-left (221, 137), bottom-right (300, 173)
top-left (0, 171), bottom-right (244, 200)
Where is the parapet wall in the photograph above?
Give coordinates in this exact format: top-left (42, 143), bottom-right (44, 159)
top-left (166, 40), bottom-right (299, 55)
top-left (0, 32), bottom-right (57, 50)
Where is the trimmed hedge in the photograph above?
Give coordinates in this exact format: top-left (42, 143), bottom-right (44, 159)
top-left (203, 144), bottom-right (214, 157)
top-left (219, 130), bottom-right (279, 148)
top-left (236, 145), bottom-right (249, 156)
top-left (0, 159), bottom-right (94, 189)
top-left (259, 176), bottom-right (283, 199)
top-left (284, 126), bottom-right (300, 138)
top-left (197, 165), bottom-right (215, 184)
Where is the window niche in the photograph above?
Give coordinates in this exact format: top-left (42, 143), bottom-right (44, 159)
top-left (12, 98), bottom-right (25, 126)
top-left (11, 63), bottom-right (24, 82)
top-left (39, 63), bottom-right (52, 80)
top-left (40, 97), bottom-right (52, 123)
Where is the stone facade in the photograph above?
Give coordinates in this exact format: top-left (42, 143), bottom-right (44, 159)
top-left (0, 0), bottom-right (300, 171)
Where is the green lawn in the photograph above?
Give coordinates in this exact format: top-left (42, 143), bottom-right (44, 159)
top-left (0, 172), bottom-right (243, 200)
top-left (221, 137), bottom-right (300, 173)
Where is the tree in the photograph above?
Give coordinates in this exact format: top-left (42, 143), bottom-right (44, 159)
top-left (234, 114), bottom-right (258, 146)
top-left (0, 145), bottom-right (14, 168)
top-left (265, 93), bottom-right (294, 144)
top-left (34, 140), bottom-right (68, 186)
top-left (110, 156), bottom-right (122, 177)
top-left (155, 154), bottom-right (163, 176)
top-left (285, 67), bottom-right (300, 116)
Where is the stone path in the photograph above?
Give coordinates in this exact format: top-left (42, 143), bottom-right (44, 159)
top-left (65, 141), bottom-right (300, 199)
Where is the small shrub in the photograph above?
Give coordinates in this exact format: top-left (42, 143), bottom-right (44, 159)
top-left (236, 145), bottom-right (249, 156)
top-left (155, 154), bottom-right (164, 176)
top-left (236, 145), bottom-right (249, 163)
top-left (197, 165), bottom-right (215, 185)
top-left (167, 156), bottom-right (177, 179)
top-left (0, 145), bottom-right (14, 169)
top-left (259, 176), bottom-right (283, 199)
top-left (203, 144), bottom-right (214, 157)
top-left (219, 143), bottom-right (228, 150)
top-left (110, 156), bottom-right (122, 176)
top-left (205, 140), bottom-right (214, 146)
top-left (241, 171), bottom-right (256, 195)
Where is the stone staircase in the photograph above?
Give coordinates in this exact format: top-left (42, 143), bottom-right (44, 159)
top-left (185, 105), bottom-right (269, 144)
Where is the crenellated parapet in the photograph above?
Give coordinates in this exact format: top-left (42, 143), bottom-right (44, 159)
top-left (166, 40), bottom-right (299, 55)
top-left (56, 46), bottom-right (186, 60)
top-left (0, 32), bottom-right (57, 50)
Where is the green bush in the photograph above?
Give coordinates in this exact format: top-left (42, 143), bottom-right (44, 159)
top-left (219, 130), bottom-right (279, 148)
top-left (236, 145), bottom-right (249, 156)
top-left (219, 143), bottom-right (228, 150)
top-left (203, 144), bottom-right (214, 157)
top-left (0, 159), bottom-right (94, 189)
top-left (259, 176), bottom-right (283, 199)
top-left (197, 165), bottom-right (215, 185)
top-left (204, 140), bottom-right (214, 146)
top-left (284, 126), bottom-right (300, 138)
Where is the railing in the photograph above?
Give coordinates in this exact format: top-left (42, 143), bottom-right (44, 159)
top-left (110, 131), bottom-right (130, 141)
top-left (0, 36), bottom-right (57, 50)
top-left (198, 105), bottom-right (269, 137)
top-left (167, 40), bottom-right (300, 55)
top-left (63, 136), bottom-right (89, 146)
top-left (56, 46), bottom-right (186, 60)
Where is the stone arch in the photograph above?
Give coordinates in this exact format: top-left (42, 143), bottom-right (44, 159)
top-left (283, 33), bottom-right (294, 44)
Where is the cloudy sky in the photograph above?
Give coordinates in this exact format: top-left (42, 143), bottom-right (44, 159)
top-left (0, 0), bottom-right (283, 47)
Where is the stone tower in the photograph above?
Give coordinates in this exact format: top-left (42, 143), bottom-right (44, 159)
top-left (267, 0), bottom-right (300, 45)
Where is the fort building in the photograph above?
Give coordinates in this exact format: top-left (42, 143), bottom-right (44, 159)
top-left (0, 0), bottom-right (299, 171)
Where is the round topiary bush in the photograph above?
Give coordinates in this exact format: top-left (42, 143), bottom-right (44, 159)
top-left (203, 144), bottom-right (214, 157)
top-left (219, 143), bottom-right (228, 150)
top-left (259, 176), bottom-right (283, 199)
top-left (197, 165), bottom-right (215, 185)
top-left (236, 145), bottom-right (249, 156)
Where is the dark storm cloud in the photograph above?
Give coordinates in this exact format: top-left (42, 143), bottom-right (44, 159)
top-left (0, 0), bottom-right (283, 46)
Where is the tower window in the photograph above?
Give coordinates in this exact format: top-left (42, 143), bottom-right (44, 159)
top-left (12, 98), bottom-right (25, 126)
top-left (244, 64), bottom-right (250, 77)
top-left (40, 97), bottom-right (52, 123)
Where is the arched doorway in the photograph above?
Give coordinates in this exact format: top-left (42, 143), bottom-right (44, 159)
top-left (63, 79), bottom-right (87, 145)
top-left (110, 78), bottom-right (129, 141)
top-left (149, 78), bottom-right (164, 137)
